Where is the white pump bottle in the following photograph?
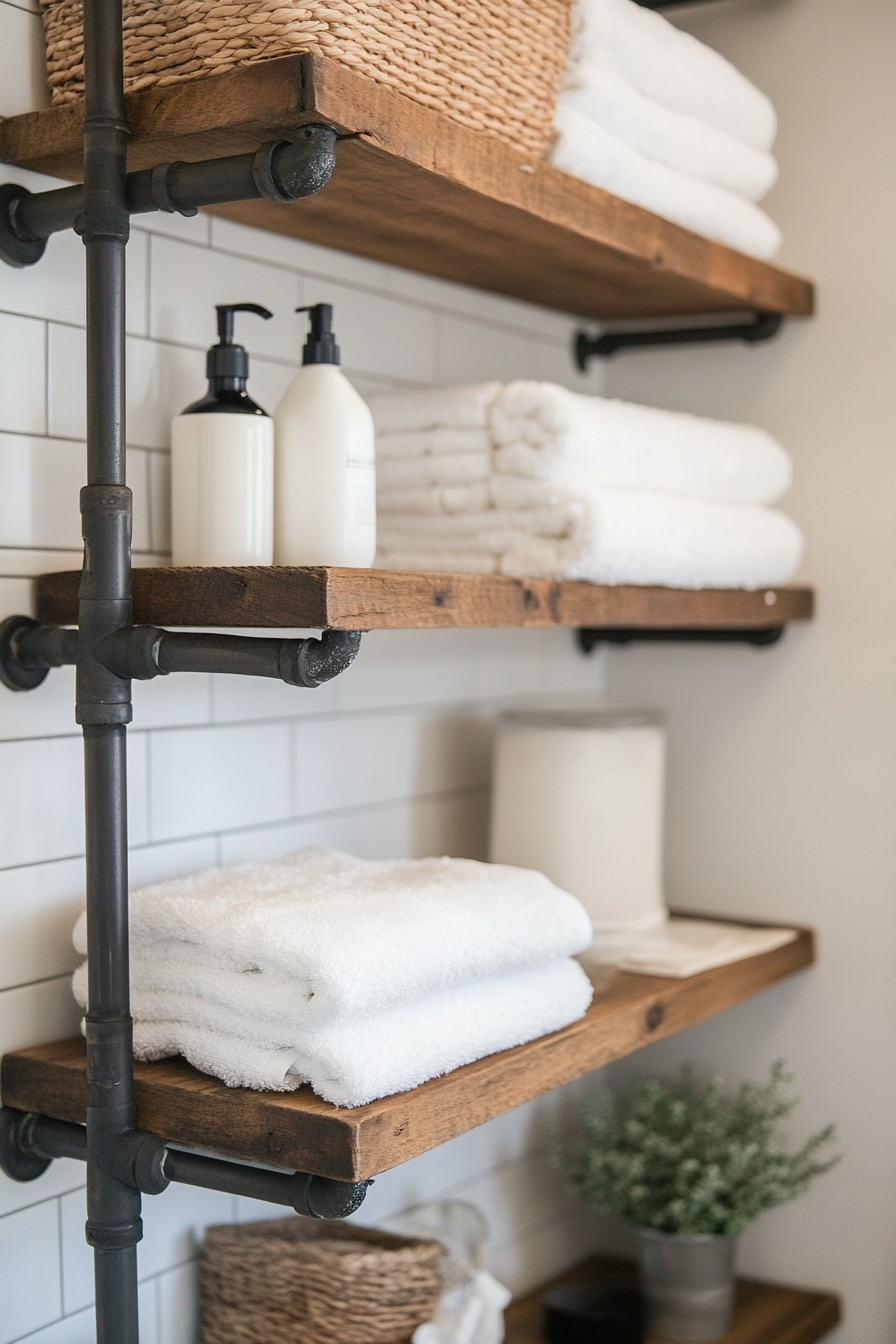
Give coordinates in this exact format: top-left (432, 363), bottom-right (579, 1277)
top-left (274, 304), bottom-right (376, 567)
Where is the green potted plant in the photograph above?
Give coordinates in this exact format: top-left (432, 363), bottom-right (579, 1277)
top-left (552, 1062), bottom-right (839, 1342)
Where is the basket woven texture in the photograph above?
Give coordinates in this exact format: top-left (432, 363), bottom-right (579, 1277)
top-left (199, 1217), bottom-right (444, 1344)
top-left (39, 0), bottom-right (572, 157)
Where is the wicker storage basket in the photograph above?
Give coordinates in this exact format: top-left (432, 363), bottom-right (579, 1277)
top-left (39, 0), bottom-right (572, 157)
top-left (199, 1217), bottom-right (444, 1344)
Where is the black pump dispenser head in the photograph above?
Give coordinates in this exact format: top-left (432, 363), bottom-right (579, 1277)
top-left (207, 302), bottom-right (272, 385)
top-left (181, 303), bottom-right (273, 416)
top-left (298, 303), bottom-right (340, 365)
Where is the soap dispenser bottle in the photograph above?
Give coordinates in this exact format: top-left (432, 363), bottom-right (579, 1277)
top-left (171, 302), bottom-right (275, 567)
top-left (274, 303), bottom-right (376, 567)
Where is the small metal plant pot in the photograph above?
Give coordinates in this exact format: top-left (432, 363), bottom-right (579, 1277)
top-left (634, 1227), bottom-right (737, 1342)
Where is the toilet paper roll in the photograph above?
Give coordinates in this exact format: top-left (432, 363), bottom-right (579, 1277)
top-left (489, 705), bottom-right (666, 941)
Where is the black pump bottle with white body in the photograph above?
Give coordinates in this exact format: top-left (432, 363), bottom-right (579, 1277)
top-left (171, 303), bottom-right (275, 566)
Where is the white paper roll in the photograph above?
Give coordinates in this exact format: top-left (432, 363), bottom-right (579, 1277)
top-left (489, 705), bottom-right (667, 944)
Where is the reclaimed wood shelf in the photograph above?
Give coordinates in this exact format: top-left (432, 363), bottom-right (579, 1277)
top-left (506, 1254), bottom-right (841, 1344)
top-left (1, 925), bottom-right (814, 1182)
top-left (0, 53), bottom-right (814, 321)
top-left (35, 566), bottom-right (815, 632)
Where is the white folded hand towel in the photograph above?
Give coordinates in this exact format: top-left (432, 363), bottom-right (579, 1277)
top-left (550, 102), bottom-right (781, 260)
top-left (127, 958), bottom-right (594, 1106)
top-left (556, 77), bottom-right (777, 202)
top-left (565, 0), bottom-right (776, 151)
top-left (378, 452), bottom-right (491, 491)
top-left (490, 382), bottom-right (792, 506)
top-left (369, 384), bottom-right (501, 434)
top-left (583, 916), bottom-right (797, 978)
top-left (72, 847), bottom-right (593, 1023)
top-left (377, 428), bottom-right (492, 460)
top-left (378, 484), bottom-right (493, 516)
top-left (376, 549), bottom-right (498, 575)
top-left (378, 489), bottom-right (802, 590)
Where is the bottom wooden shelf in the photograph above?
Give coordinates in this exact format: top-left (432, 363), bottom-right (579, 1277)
top-left (506, 1255), bottom-right (841, 1344)
top-left (0, 925), bottom-right (813, 1182)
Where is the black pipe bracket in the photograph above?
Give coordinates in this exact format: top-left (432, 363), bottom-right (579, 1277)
top-left (0, 1107), bottom-right (370, 1219)
top-left (0, 615), bottom-right (363, 692)
top-left (577, 626), bottom-right (785, 653)
top-left (574, 311), bottom-right (783, 368)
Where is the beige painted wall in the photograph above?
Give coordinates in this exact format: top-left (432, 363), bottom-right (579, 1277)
top-left (601, 2), bottom-right (896, 1339)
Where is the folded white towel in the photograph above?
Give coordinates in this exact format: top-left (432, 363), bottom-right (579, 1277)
top-left (556, 77), bottom-right (777, 202)
top-left (489, 382), bottom-right (792, 506)
top-left (126, 958), bottom-right (594, 1106)
top-left (369, 384), bottom-right (501, 434)
top-left (550, 102), bottom-right (781, 260)
top-left (378, 489), bottom-right (802, 590)
top-left (376, 550), bottom-right (498, 575)
top-left (72, 847), bottom-right (593, 1024)
top-left (377, 428), bottom-right (492, 460)
top-left (565, 0), bottom-right (776, 151)
top-left (378, 452), bottom-right (491, 491)
top-left (581, 916), bottom-right (797, 978)
top-left (378, 484), bottom-right (493, 516)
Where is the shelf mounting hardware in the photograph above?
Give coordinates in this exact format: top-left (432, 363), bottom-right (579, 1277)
top-left (574, 311), bottom-right (783, 368)
top-left (577, 626), bottom-right (785, 653)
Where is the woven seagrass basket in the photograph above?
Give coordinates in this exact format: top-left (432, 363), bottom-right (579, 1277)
top-left (199, 1217), bottom-right (444, 1344)
top-left (39, 0), bottom-right (572, 157)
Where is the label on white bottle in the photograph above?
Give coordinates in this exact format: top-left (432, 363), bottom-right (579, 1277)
top-left (347, 454), bottom-right (376, 529)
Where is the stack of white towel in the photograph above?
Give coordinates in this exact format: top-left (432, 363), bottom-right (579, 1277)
top-left (549, 0), bottom-right (781, 259)
top-left (372, 381), bottom-right (802, 590)
top-left (71, 847), bottom-right (594, 1107)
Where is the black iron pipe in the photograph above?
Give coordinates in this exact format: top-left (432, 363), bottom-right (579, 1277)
top-left (79, 5), bottom-right (141, 1344)
top-left (574, 312), bottom-right (783, 367)
top-left (99, 626), bottom-right (363, 687)
top-left (10, 125), bottom-right (338, 246)
top-left (0, 1110), bottom-right (370, 1219)
top-left (577, 626), bottom-right (785, 652)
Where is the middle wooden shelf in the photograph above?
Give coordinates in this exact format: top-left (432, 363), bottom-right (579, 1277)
top-left (35, 566), bottom-right (814, 632)
top-left (1, 923), bottom-right (814, 1182)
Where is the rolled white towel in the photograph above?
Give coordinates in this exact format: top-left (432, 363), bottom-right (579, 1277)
top-left (378, 490), bottom-right (803, 590)
top-left (550, 102), bottom-right (781, 260)
top-left (72, 847), bottom-right (593, 1024)
top-left (557, 78), bottom-right (777, 202)
top-left (126, 958), bottom-right (594, 1106)
top-left (368, 383), bottom-right (501, 434)
top-left (565, 0), bottom-right (776, 151)
top-left (377, 428), bottom-right (492, 460)
top-left (490, 381), bottom-right (792, 506)
top-left (378, 452), bottom-right (491, 491)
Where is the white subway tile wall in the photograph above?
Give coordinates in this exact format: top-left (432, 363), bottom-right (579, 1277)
top-left (0, 7), bottom-right (608, 1338)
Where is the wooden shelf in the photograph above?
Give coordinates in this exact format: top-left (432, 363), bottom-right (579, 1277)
top-left (1, 926), bottom-right (814, 1182)
top-left (0, 54), bottom-right (814, 321)
top-left (506, 1255), bottom-right (841, 1344)
top-left (35, 566), bottom-right (815, 632)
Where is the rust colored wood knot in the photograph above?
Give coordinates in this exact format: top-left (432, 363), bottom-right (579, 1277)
top-left (645, 1002), bottom-right (665, 1032)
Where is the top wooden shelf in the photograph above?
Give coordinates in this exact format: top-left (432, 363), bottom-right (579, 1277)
top-left (35, 566), bottom-right (815, 632)
top-left (0, 53), bottom-right (814, 321)
top-left (1, 924), bottom-right (813, 1182)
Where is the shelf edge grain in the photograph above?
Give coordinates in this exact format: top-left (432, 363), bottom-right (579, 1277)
top-left (34, 566), bottom-right (815, 632)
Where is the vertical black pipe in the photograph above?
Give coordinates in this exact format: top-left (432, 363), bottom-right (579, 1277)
top-left (78, 4), bottom-right (141, 1343)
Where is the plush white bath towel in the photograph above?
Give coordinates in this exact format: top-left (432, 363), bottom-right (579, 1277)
top-left (550, 102), bottom-right (781, 260)
top-left (368, 384), bottom-right (500, 434)
top-left (556, 77), bottom-right (777, 202)
top-left (489, 382), bottom-right (792, 506)
top-left (377, 428), bottom-right (492, 460)
top-left (378, 484), bottom-right (493, 516)
top-left (125, 958), bottom-right (594, 1106)
top-left (565, 0), bottom-right (776, 150)
top-left (378, 452), bottom-right (491, 491)
top-left (378, 489), bottom-right (802, 590)
top-left (72, 847), bottom-right (593, 1024)
top-left (375, 550), bottom-right (499, 575)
